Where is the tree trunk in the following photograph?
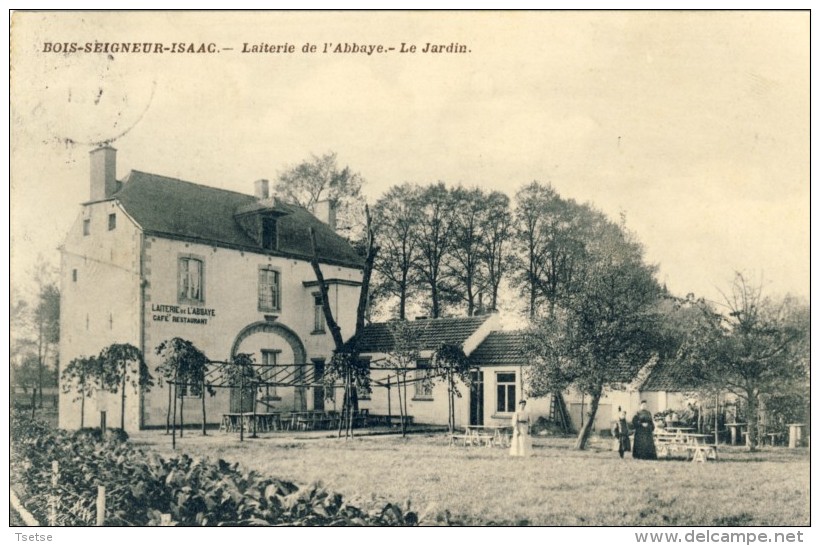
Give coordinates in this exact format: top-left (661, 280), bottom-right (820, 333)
top-left (80, 390), bottom-right (85, 428)
top-left (431, 284), bottom-right (440, 318)
top-left (402, 374), bottom-right (409, 436)
top-left (166, 386), bottom-right (172, 435)
top-left (201, 383), bottom-right (207, 436)
top-left (399, 291), bottom-right (406, 321)
top-left (180, 386), bottom-right (185, 438)
top-left (171, 382), bottom-right (177, 450)
top-left (573, 390), bottom-right (602, 450)
top-left (120, 373), bottom-right (126, 430)
top-left (746, 392), bottom-right (759, 452)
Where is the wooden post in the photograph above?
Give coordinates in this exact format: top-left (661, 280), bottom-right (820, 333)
top-left (100, 411), bottom-right (107, 435)
top-left (49, 461), bottom-right (58, 526)
top-left (387, 376), bottom-right (392, 421)
top-left (96, 485), bottom-right (106, 526)
top-left (239, 367), bottom-right (244, 442)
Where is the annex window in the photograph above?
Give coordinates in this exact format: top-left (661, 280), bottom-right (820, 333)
top-left (313, 294), bottom-right (325, 333)
top-left (261, 217), bottom-right (277, 250)
top-left (258, 266), bottom-right (281, 311)
top-left (414, 359), bottom-right (434, 399)
top-left (83, 219), bottom-right (90, 236)
top-left (496, 372), bottom-right (516, 413)
top-left (108, 213), bottom-right (117, 231)
top-left (178, 255), bottom-right (204, 304)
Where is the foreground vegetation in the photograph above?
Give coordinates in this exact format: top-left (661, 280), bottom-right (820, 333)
top-left (10, 414), bottom-right (419, 526)
top-left (134, 430), bottom-right (810, 526)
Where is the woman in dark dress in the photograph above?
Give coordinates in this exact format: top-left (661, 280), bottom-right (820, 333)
top-left (631, 400), bottom-right (657, 460)
top-left (613, 409), bottom-right (631, 458)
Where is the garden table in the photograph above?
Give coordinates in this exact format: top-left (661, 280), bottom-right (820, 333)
top-left (726, 423), bottom-right (747, 445)
top-left (464, 425), bottom-right (512, 447)
top-left (681, 433), bottom-right (718, 463)
top-left (787, 424), bottom-right (805, 448)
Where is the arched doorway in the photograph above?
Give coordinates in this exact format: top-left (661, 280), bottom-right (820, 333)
top-left (230, 321), bottom-right (308, 412)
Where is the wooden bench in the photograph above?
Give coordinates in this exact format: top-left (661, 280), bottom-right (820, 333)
top-left (689, 444), bottom-right (718, 463)
top-left (655, 432), bottom-right (718, 462)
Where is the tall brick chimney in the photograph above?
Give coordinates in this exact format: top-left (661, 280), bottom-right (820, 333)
top-left (314, 199), bottom-right (337, 231)
top-left (89, 146), bottom-right (117, 201)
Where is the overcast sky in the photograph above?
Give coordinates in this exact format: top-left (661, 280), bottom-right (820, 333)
top-left (10, 11), bottom-right (809, 307)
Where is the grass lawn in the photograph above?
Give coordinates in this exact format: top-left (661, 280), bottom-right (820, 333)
top-left (131, 429), bottom-right (809, 526)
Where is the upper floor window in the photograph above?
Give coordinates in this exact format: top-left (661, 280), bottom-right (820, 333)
top-left (261, 217), bottom-right (277, 250)
top-left (108, 213), bottom-right (117, 231)
top-left (313, 294), bottom-right (326, 333)
top-left (414, 359), bottom-right (434, 399)
top-left (178, 256), bottom-right (204, 304)
top-left (258, 266), bottom-right (281, 311)
top-left (83, 219), bottom-right (90, 236)
top-left (496, 372), bottom-right (516, 413)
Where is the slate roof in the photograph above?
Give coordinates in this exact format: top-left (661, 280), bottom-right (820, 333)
top-left (640, 358), bottom-right (705, 392)
top-left (111, 170), bottom-right (364, 268)
top-left (468, 330), bottom-right (648, 383)
top-left (468, 331), bottom-right (527, 366)
top-left (352, 315), bottom-right (491, 353)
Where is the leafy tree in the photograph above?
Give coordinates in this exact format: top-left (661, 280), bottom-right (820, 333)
top-left (275, 152), bottom-right (365, 235)
top-left (431, 343), bottom-right (473, 434)
top-left (525, 212), bottom-right (664, 450)
top-left (381, 320), bottom-right (423, 437)
top-left (12, 354), bottom-right (41, 417)
top-left (372, 183), bottom-right (422, 320)
top-left (220, 353), bottom-right (262, 440)
top-left (412, 182), bottom-right (458, 318)
top-left (676, 274), bottom-right (809, 451)
top-left (60, 355), bottom-right (101, 428)
top-left (32, 283), bottom-right (60, 407)
top-left (97, 343), bottom-right (154, 430)
top-left (156, 338), bottom-right (214, 436)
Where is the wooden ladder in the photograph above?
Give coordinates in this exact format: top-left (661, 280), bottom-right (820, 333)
top-left (550, 392), bottom-right (572, 433)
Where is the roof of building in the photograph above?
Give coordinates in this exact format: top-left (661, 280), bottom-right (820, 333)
top-left (468, 331), bottom-right (527, 366)
top-left (352, 315), bottom-right (492, 353)
top-left (112, 170), bottom-right (364, 268)
top-left (639, 357), bottom-right (705, 392)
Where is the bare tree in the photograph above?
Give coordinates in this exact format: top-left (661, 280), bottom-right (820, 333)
top-left (449, 187), bottom-right (489, 316)
top-left (372, 183), bottom-right (422, 320)
top-left (479, 191), bottom-right (513, 312)
top-left (412, 182), bottom-right (458, 318)
top-left (275, 152), bottom-right (365, 235)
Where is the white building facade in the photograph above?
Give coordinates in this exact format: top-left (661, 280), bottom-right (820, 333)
top-left (59, 147), bottom-right (363, 431)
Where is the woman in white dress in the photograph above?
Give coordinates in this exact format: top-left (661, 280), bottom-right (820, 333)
top-left (509, 399), bottom-right (534, 457)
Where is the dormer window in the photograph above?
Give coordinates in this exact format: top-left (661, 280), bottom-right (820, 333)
top-left (261, 217), bottom-right (277, 250)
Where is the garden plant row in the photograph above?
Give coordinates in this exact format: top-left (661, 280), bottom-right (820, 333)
top-left (10, 413), bottom-right (421, 526)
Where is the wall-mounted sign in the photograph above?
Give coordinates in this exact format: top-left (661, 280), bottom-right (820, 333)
top-left (151, 303), bottom-right (216, 325)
